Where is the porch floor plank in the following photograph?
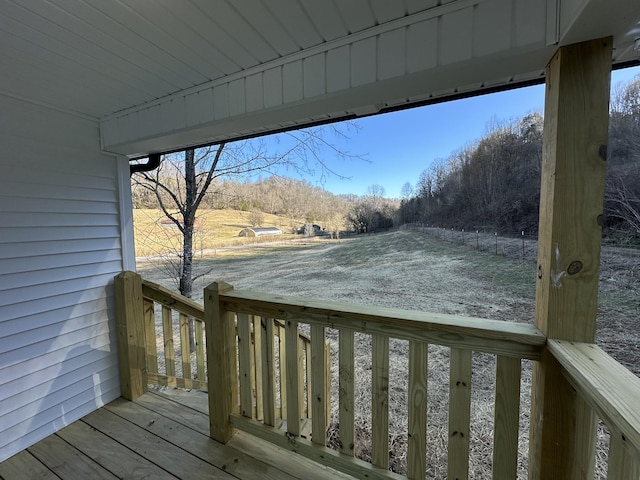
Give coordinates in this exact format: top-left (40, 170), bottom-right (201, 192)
top-left (0, 450), bottom-right (59, 479)
top-left (81, 407), bottom-right (235, 480)
top-left (55, 420), bottom-right (178, 479)
top-left (148, 388), bottom-right (354, 480)
top-left (0, 389), bottom-right (351, 480)
top-left (29, 433), bottom-right (118, 480)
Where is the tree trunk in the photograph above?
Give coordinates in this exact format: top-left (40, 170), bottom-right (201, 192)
top-left (180, 149), bottom-right (197, 352)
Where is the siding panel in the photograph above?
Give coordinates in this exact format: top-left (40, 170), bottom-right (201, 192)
top-left (0, 95), bottom-right (123, 462)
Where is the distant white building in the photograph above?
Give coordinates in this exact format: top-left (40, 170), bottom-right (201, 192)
top-left (239, 227), bottom-right (283, 237)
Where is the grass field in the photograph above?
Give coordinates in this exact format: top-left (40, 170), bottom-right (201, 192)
top-left (137, 229), bottom-right (639, 478)
top-left (133, 208), bottom-right (302, 258)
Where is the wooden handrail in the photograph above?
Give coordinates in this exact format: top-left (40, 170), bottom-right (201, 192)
top-left (209, 282), bottom-right (548, 479)
top-left (219, 289), bottom-right (546, 360)
top-left (141, 279), bottom-right (204, 319)
top-left (549, 340), bottom-right (640, 477)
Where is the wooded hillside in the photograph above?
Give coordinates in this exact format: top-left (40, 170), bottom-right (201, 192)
top-left (399, 76), bottom-right (640, 241)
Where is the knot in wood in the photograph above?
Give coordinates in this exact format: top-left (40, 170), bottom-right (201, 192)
top-left (567, 260), bottom-right (583, 275)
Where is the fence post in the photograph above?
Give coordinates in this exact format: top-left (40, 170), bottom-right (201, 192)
top-left (476, 230), bottom-right (479, 250)
top-left (461, 228), bottom-right (465, 245)
top-left (495, 232), bottom-right (498, 255)
top-left (114, 271), bottom-right (147, 401)
top-left (204, 281), bottom-right (237, 443)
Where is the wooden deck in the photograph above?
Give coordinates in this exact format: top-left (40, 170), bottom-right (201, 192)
top-left (0, 389), bottom-right (352, 480)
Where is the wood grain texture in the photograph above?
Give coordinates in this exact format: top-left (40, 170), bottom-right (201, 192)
top-left (286, 320), bottom-right (301, 436)
top-left (448, 348), bottom-right (472, 480)
top-left (55, 420), bottom-right (177, 479)
top-left (339, 329), bottom-right (355, 457)
top-left (114, 271), bottom-right (147, 400)
top-left (311, 324), bottom-right (327, 446)
top-left (179, 313), bottom-right (191, 380)
top-left (407, 341), bottom-right (428, 480)
top-left (231, 414), bottom-right (404, 480)
top-left (204, 281), bottom-right (237, 443)
top-left (143, 298), bottom-right (158, 375)
top-left (142, 279), bottom-right (204, 319)
top-left (261, 316), bottom-right (276, 427)
top-left (529, 37), bottom-right (612, 480)
top-left (372, 334), bottom-right (389, 470)
top-left (162, 305), bottom-right (175, 377)
top-left (219, 290), bottom-right (544, 359)
top-left (549, 340), bottom-right (640, 461)
top-left (253, 316), bottom-right (264, 421)
top-left (29, 433), bottom-right (118, 479)
top-left (237, 313), bottom-right (253, 418)
top-left (0, 450), bottom-right (59, 479)
top-left (492, 356), bottom-right (521, 479)
top-left (195, 320), bottom-right (205, 383)
top-left (82, 408), bottom-right (234, 479)
top-left (608, 428), bottom-right (640, 480)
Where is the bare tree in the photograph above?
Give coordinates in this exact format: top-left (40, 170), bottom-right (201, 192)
top-left (132, 127), bottom-right (359, 300)
top-left (606, 173), bottom-right (640, 235)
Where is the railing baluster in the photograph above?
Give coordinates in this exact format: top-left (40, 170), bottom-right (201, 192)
top-left (279, 322), bottom-right (287, 421)
top-left (311, 324), bottom-right (327, 446)
top-left (195, 320), bottom-right (205, 382)
top-left (493, 356), bottom-right (521, 479)
top-left (297, 335), bottom-right (306, 421)
top-left (448, 348), bottom-right (472, 480)
top-left (572, 395), bottom-right (597, 478)
top-left (408, 341), bottom-right (428, 480)
top-left (179, 313), bottom-right (191, 383)
top-left (237, 313), bottom-right (253, 418)
top-left (339, 329), bottom-right (355, 457)
top-left (608, 429), bottom-right (640, 479)
top-left (162, 305), bottom-right (175, 377)
top-left (143, 298), bottom-right (158, 376)
top-left (253, 316), bottom-right (264, 421)
top-left (285, 320), bottom-right (300, 437)
top-left (306, 339), bottom-right (312, 419)
top-left (372, 334), bottom-right (389, 470)
top-left (261, 316), bottom-right (276, 427)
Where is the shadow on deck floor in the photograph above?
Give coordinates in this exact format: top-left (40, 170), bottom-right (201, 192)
top-left (0, 388), bottom-right (351, 480)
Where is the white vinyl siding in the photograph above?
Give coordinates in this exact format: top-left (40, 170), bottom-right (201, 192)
top-left (0, 95), bottom-right (123, 462)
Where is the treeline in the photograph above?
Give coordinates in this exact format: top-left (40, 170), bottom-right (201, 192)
top-left (132, 175), bottom-right (399, 235)
top-left (399, 76), bottom-right (640, 240)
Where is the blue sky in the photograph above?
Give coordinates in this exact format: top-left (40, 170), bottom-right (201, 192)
top-left (266, 65), bottom-right (640, 199)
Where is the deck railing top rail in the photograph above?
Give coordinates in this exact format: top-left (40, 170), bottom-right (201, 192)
top-left (141, 279), bottom-right (204, 319)
top-left (219, 289), bottom-right (546, 360)
top-left (549, 340), bottom-right (640, 462)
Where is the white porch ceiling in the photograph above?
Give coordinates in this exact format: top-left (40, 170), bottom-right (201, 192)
top-left (1, 0), bottom-right (639, 157)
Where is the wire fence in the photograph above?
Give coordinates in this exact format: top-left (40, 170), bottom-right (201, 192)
top-left (402, 224), bottom-right (539, 263)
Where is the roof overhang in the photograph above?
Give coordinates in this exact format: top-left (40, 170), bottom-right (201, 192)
top-left (1, 0), bottom-right (639, 158)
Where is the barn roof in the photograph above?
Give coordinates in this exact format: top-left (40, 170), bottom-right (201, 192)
top-left (240, 227), bottom-right (283, 236)
top-left (1, 1), bottom-right (638, 158)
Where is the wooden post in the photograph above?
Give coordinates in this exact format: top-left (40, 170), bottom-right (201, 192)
top-left (204, 281), bottom-right (237, 443)
top-left (529, 37), bottom-right (612, 480)
top-left (114, 271), bottom-right (147, 401)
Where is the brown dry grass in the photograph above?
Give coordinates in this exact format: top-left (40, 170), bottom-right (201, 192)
top-left (133, 208), bottom-right (301, 258)
top-left (137, 229), bottom-right (639, 479)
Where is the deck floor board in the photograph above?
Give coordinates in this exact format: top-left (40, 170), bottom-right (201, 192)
top-left (0, 389), bottom-right (351, 480)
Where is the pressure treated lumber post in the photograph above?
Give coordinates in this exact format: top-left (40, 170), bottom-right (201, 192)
top-left (205, 281), bottom-right (237, 443)
top-left (529, 37), bottom-right (612, 480)
top-left (114, 271), bottom-right (147, 400)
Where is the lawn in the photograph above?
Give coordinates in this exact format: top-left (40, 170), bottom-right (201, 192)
top-left (137, 229), bottom-right (639, 478)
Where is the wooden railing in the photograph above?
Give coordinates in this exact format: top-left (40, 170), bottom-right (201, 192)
top-left (206, 281), bottom-right (547, 479)
top-left (548, 340), bottom-right (640, 479)
top-left (115, 272), bottom-right (317, 422)
top-left (116, 272), bottom-right (640, 479)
